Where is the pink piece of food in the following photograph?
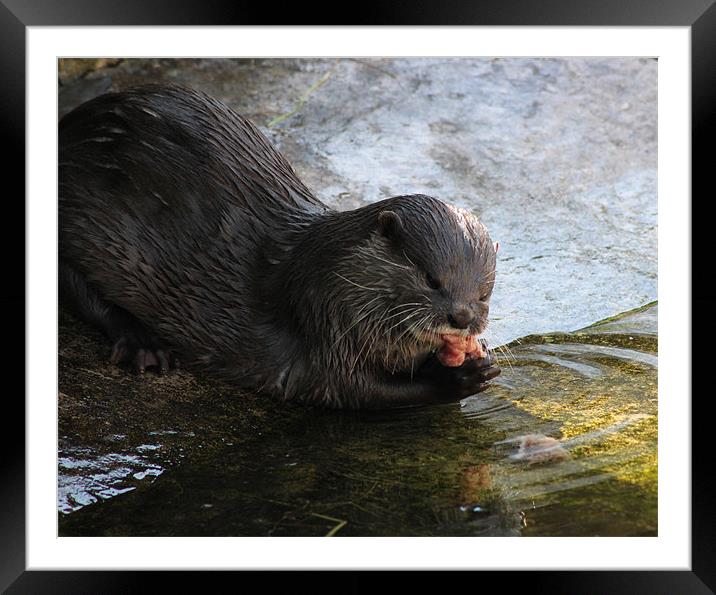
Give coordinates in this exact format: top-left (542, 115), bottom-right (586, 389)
top-left (436, 334), bottom-right (486, 367)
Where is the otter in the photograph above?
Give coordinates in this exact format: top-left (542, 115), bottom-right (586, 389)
top-left (59, 84), bottom-right (500, 409)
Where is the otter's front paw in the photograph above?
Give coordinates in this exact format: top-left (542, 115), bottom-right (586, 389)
top-left (422, 341), bottom-right (501, 398)
top-left (110, 334), bottom-right (177, 375)
top-left (450, 352), bottom-right (501, 397)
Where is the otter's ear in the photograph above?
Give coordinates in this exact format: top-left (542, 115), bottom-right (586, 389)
top-left (378, 210), bottom-right (403, 239)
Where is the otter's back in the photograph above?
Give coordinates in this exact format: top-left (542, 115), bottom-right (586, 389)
top-left (58, 85), bottom-right (325, 366)
top-left (59, 85), bottom-right (326, 221)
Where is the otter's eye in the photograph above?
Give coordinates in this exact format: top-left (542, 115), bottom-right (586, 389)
top-left (425, 273), bottom-right (442, 290)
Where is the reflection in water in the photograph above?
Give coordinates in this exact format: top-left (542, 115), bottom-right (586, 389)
top-left (59, 303), bottom-right (657, 537)
top-left (58, 445), bottom-right (164, 514)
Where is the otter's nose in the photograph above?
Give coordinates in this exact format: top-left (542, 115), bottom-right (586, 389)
top-left (447, 308), bottom-right (474, 330)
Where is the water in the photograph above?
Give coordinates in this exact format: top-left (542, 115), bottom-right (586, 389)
top-left (58, 303), bottom-right (657, 536)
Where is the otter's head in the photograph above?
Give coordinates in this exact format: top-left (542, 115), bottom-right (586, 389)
top-left (341, 194), bottom-right (497, 368)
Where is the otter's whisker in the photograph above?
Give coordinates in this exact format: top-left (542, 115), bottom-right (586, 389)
top-left (402, 250), bottom-right (416, 267)
top-left (387, 302), bottom-right (426, 312)
top-left (332, 298), bottom-right (383, 347)
top-left (421, 312), bottom-right (437, 344)
top-left (427, 313), bottom-right (440, 348)
top-left (395, 313), bottom-right (430, 345)
top-left (356, 247), bottom-right (411, 271)
top-left (383, 306), bottom-right (427, 321)
top-left (494, 344), bottom-right (515, 371)
top-left (418, 294), bottom-right (434, 306)
top-left (383, 308), bottom-right (428, 334)
top-left (349, 306), bottom-right (390, 377)
top-left (501, 343), bottom-right (518, 364)
top-left (390, 311), bottom-right (428, 375)
top-left (382, 309), bottom-right (428, 326)
top-left (481, 325), bottom-right (517, 367)
top-left (367, 309), bottom-right (391, 370)
top-left (333, 272), bottom-right (385, 293)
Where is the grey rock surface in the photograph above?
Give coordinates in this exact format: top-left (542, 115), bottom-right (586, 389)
top-left (60, 57), bottom-right (657, 344)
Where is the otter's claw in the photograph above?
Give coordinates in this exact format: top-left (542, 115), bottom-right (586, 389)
top-left (452, 355), bottom-right (501, 396)
top-left (110, 335), bottom-right (176, 375)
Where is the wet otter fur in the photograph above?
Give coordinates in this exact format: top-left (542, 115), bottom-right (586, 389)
top-left (59, 84), bottom-right (500, 409)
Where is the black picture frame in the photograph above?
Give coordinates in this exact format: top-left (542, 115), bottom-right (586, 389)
top-left (4, 0), bottom-right (712, 592)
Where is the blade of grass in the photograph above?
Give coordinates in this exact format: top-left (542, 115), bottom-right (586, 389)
top-left (311, 512), bottom-right (348, 537)
top-left (266, 60), bottom-right (340, 128)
